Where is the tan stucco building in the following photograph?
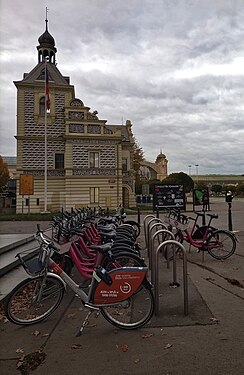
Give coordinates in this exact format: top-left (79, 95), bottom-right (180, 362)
top-left (14, 20), bottom-right (136, 213)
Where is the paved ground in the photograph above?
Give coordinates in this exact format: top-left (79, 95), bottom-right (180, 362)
top-left (0, 198), bottom-right (244, 375)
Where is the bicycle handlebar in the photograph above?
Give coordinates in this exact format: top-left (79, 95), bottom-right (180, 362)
top-left (35, 225), bottom-right (60, 252)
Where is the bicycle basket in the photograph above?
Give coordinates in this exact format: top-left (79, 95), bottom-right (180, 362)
top-left (17, 247), bottom-right (47, 276)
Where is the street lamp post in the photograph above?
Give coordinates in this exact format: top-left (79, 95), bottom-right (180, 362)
top-left (195, 164), bottom-right (199, 182)
top-left (188, 165), bottom-right (192, 176)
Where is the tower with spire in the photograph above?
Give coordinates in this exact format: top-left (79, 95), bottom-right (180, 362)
top-left (37, 13), bottom-right (57, 64)
top-left (13, 14), bottom-right (136, 213)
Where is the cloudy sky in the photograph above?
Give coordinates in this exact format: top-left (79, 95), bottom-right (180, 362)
top-left (1, 0), bottom-right (244, 175)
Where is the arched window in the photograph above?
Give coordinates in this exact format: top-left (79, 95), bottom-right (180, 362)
top-left (39, 96), bottom-right (45, 115)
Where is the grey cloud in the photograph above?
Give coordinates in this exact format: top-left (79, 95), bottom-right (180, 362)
top-left (1, 0), bottom-right (244, 174)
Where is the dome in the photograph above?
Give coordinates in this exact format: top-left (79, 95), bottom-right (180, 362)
top-left (38, 19), bottom-right (55, 47)
top-left (38, 29), bottom-right (55, 47)
top-left (156, 152), bottom-right (166, 163)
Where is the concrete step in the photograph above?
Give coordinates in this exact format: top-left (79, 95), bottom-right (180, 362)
top-left (0, 237), bottom-right (38, 277)
top-left (0, 236), bottom-right (41, 301)
top-left (0, 234), bottom-right (35, 255)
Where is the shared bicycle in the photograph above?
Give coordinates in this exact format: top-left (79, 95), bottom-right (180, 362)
top-left (164, 210), bottom-right (237, 260)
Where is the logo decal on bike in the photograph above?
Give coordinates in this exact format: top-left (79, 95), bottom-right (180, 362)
top-left (120, 282), bottom-right (132, 294)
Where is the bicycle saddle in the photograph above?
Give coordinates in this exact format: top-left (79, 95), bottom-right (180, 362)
top-left (206, 213), bottom-right (218, 219)
top-left (89, 243), bottom-right (113, 254)
top-left (194, 211), bottom-right (205, 217)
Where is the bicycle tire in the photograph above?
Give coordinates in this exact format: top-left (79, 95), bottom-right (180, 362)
top-left (4, 275), bottom-right (65, 325)
top-left (164, 231), bottom-right (183, 261)
top-left (206, 229), bottom-right (236, 260)
top-left (123, 221), bottom-right (141, 238)
top-left (102, 252), bottom-right (145, 271)
top-left (100, 281), bottom-right (154, 329)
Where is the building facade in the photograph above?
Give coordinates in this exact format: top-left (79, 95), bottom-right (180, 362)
top-left (14, 20), bottom-right (136, 213)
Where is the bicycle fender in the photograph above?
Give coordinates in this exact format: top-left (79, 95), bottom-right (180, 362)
top-left (47, 272), bottom-right (67, 290)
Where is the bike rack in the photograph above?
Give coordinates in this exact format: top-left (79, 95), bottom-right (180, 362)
top-left (150, 229), bottom-right (175, 277)
top-left (148, 224), bottom-right (170, 269)
top-left (153, 240), bottom-right (188, 316)
top-left (146, 217), bottom-right (166, 255)
top-left (143, 214), bottom-right (156, 249)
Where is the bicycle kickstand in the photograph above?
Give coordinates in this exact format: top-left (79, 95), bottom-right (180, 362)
top-left (76, 310), bottom-right (93, 337)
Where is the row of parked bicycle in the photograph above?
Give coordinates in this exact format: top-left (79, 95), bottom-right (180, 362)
top-left (3, 206), bottom-right (237, 335)
top-left (4, 208), bottom-right (153, 335)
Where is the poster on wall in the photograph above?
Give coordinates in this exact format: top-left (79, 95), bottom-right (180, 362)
top-left (153, 184), bottom-right (186, 211)
top-left (19, 174), bottom-right (34, 196)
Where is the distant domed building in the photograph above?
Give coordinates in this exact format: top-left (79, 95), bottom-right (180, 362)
top-left (140, 150), bottom-right (168, 181)
top-left (155, 150), bottom-right (168, 180)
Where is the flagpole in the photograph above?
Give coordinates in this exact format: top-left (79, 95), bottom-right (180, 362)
top-left (44, 57), bottom-right (48, 212)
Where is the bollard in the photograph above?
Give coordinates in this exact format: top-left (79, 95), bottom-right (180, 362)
top-left (137, 207), bottom-right (141, 225)
top-left (202, 212), bottom-right (206, 226)
top-left (228, 202), bottom-right (233, 231)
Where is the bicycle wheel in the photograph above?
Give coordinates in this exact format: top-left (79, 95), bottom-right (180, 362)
top-left (206, 230), bottom-right (236, 260)
top-left (123, 221), bottom-right (141, 238)
top-left (4, 275), bottom-right (65, 325)
top-left (102, 252), bottom-right (145, 271)
top-left (164, 231), bottom-right (183, 261)
top-left (100, 281), bottom-right (154, 329)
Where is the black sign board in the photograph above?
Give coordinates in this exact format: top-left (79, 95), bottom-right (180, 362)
top-left (153, 184), bottom-right (186, 211)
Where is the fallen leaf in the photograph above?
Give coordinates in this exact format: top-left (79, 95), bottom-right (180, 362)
top-left (16, 358), bottom-right (24, 369)
top-left (71, 344), bottom-right (82, 349)
top-left (210, 317), bottom-right (219, 323)
top-left (32, 330), bottom-right (40, 337)
top-left (225, 278), bottom-right (244, 288)
top-left (134, 358), bottom-right (140, 364)
top-left (142, 333), bottom-right (154, 339)
top-left (41, 333), bottom-right (49, 337)
top-left (205, 277), bottom-right (215, 281)
top-left (164, 343), bottom-right (173, 349)
top-left (121, 344), bottom-right (129, 352)
top-left (16, 348), bottom-right (24, 354)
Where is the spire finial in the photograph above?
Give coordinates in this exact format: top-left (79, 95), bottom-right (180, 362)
top-left (45, 7), bottom-right (48, 31)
